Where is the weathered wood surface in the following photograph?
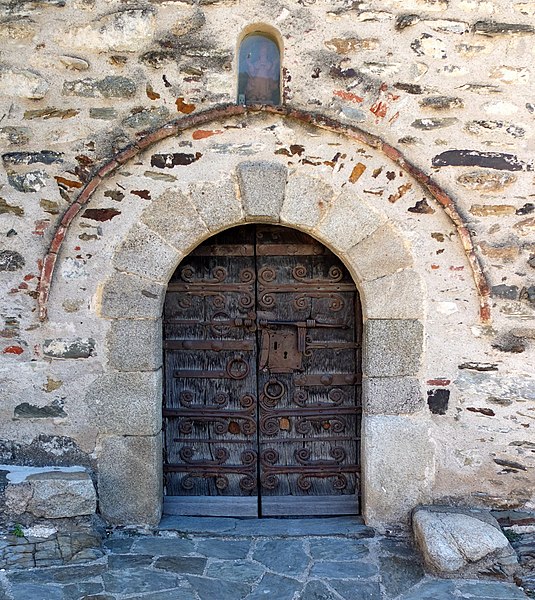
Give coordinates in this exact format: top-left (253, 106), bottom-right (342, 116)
top-left (163, 225), bottom-right (362, 516)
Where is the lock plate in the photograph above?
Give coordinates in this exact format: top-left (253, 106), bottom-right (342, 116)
top-left (261, 329), bottom-right (302, 373)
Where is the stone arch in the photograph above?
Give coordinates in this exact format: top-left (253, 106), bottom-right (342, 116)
top-left (92, 158), bottom-right (428, 527)
top-left (38, 105), bottom-right (490, 324)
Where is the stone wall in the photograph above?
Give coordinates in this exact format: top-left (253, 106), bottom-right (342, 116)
top-left (0, 0), bottom-right (534, 527)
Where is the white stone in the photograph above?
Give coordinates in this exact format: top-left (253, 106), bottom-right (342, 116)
top-left (0, 66), bottom-right (49, 99)
top-left (57, 9), bottom-right (156, 53)
top-left (490, 66), bottom-right (530, 84)
top-left (483, 101), bottom-right (519, 116)
top-left (413, 508), bottom-right (513, 573)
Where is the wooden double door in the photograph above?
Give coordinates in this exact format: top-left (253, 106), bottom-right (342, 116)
top-left (163, 225), bottom-right (362, 517)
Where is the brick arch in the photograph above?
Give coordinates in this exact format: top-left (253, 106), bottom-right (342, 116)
top-left (38, 104), bottom-right (490, 323)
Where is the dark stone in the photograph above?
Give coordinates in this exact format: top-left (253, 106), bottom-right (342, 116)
top-left (103, 537), bottom-right (134, 552)
top-left (0, 434), bottom-right (93, 468)
top-left (247, 573), bottom-right (301, 600)
top-left (399, 579), bottom-right (457, 600)
top-left (62, 582), bottom-right (104, 600)
top-left (310, 561), bottom-right (378, 579)
top-left (82, 208), bottom-right (121, 222)
top-left (309, 538), bottom-right (369, 561)
top-left (8, 563), bottom-right (106, 584)
top-left (108, 554), bottom-right (154, 569)
top-left (89, 108), bottom-right (118, 120)
top-left (150, 152), bottom-right (202, 168)
top-left (43, 338), bottom-right (96, 359)
top-left (517, 203), bottom-right (535, 215)
top-left (301, 581), bottom-right (338, 600)
top-left (14, 402), bottom-right (66, 419)
top-left (2, 151), bottom-right (63, 166)
top-left (0, 250), bottom-right (25, 271)
top-left (492, 285), bottom-right (519, 299)
top-left (395, 83), bottom-right (424, 94)
top-left (432, 150), bottom-right (529, 171)
top-left (205, 560), bottom-right (264, 584)
top-left (467, 406), bottom-right (496, 416)
top-left (492, 333), bottom-right (526, 354)
top-left (473, 21), bottom-right (535, 36)
top-left (104, 190), bottom-right (125, 202)
top-left (412, 118), bottom-right (457, 129)
top-left (10, 585), bottom-right (63, 600)
top-left (154, 556), bottom-right (207, 574)
top-left (122, 106), bottom-right (170, 130)
top-left (458, 362), bottom-right (498, 371)
top-left (140, 50), bottom-right (177, 68)
top-left (103, 569), bottom-right (179, 594)
top-left (330, 64), bottom-right (361, 79)
top-left (494, 458), bottom-right (527, 471)
top-left (328, 580), bottom-right (382, 600)
top-left (187, 575), bottom-right (251, 600)
top-left (195, 539), bottom-right (250, 559)
top-left (63, 76), bottom-right (137, 98)
top-left (253, 540), bottom-right (309, 577)
top-left (427, 389), bottom-right (450, 415)
top-left (396, 14), bottom-right (421, 31)
top-left (420, 96), bottom-right (464, 110)
top-left (408, 199), bottom-right (435, 214)
top-left (8, 170), bottom-right (48, 192)
top-left (131, 537), bottom-right (195, 555)
top-left (520, 286), bottom-right (535, 305)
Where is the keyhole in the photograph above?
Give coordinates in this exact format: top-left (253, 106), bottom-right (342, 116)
top-left (283, 351), bottom-right (288, 359)
top-left (274, 342), bottom-right (278, 350)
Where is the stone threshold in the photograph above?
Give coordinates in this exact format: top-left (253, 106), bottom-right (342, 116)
top-left (157, 515), bottom-right (374, 538)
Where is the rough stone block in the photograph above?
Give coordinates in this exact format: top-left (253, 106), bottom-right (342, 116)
top-left (85, 370), bottom-right (162, 436)
top-left (347, 224), bottom-right (413, 281)
top-left (361, 270), bottom-right (424, 319)
top-left (112, 222), bottom-right (181, 283)
top-left (413, 506), bottom-right (518, 577)
top-left (6, 472), bottom-right (96, 519)
top-left (189, 177), bottom-right (244, 232)
top-left (280, 173), bottom-right (335, 230)
top-left (363, 377), bottom-right (424, 415)
top-left (0, 66), bottom-right (49, 99)
top-left (106, 319), bottom-right (162, 372)
top-left (315, 193), bottom-right (386, 253)
top-left (43, 338), bottom-right (96, 359)
top-left (236, 161), bottom-right (287, 221)
top-left (362, 416), bottom-right (435, 528)
top-left (99, 272), bottom-right (165, 319)
top-left (364, 320), bottom-right (423, 377)
top-left (141, 189), bottom-right (209, 253)
top-left (98, 434), bottom-right (162, 525)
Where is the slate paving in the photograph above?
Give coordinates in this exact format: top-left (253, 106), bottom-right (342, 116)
top-left (0, 517), bottom-right (531, 600)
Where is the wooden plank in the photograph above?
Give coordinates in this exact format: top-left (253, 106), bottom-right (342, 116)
top-left (261, 495), bottom-right (359, 517)
top-left (164, 496), bottom-right (258, 517)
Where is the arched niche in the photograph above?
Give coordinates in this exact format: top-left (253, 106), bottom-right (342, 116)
top-left (237, 28), bottom-right (282, 106)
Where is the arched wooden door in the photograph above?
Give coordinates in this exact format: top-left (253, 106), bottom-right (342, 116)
top-left (163, 225), bottom-right (362, 517)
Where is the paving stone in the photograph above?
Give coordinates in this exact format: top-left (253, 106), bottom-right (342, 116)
top-left (7, 563), bottom-right (106, 584)
top-left (309, 537), bottom-right (369, 561)
top-left (379, 555), bottom-right (425, 598)
top-left (300, 581), bottom-right (339, 600)
top-left (187, 575), bottom-right (251, 600)
top-left (195, 539), bottom-right (251, 559)
top-left (103, 568), bottom-right (178, 594)
top-left (103, 537), bottom-right (135, 552)
top-left (10, 584), bottom-right (64, 600)
top-left (398, 579), bottom-right (459, 600)
top-left (253, 540), bottom-right (309, 577)
top-left (154, 555), bottom-right (207, 575)
top-left (135, 587), bottom-right (198, 600)
top-left (131, 537), bottom-right (195, 555)
top-left (310, 560), bottom-right (378, 579)
top-left (62, 581), bottom-right (105, 599)
top-left (107, 553), bottom-right (154, 569)
top-left (457, 580), bottom-right (529, 598)
top-left (246, 573), bottom-right (302, 600)
top-left (329, 580), bottom-right (382, 600)
top-left (205, 559), bottom-right (264, 584)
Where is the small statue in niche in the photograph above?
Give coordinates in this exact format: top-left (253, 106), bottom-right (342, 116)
top-left (238, 34), bottom-right (281, 106)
